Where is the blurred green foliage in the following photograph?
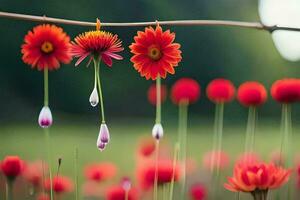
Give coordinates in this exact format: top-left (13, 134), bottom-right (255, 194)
top-left (1, 0), bottom-right (300, 122)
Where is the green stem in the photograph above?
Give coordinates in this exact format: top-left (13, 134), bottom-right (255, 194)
top-left (153, 140), bottom-right (160, 200)
top-left (74, 148), bottom-right (79, 200)
top-left (44, 68), bottom-right (49, 107)
top-left (179, 101), bottom-right (188, 199)
top-left (169, 142), bottom-right (180, 200)
top-left (6, 179), bottom-right (13, 200)
top-left (94, 59), bottom-right (105, 123)
top-left (44, 128), bottom-right (53, 200)
top-left (156, 76), bottom-right (161, 124)
top-left (280, 104), bottom-right (292, 167)
top-left (244, 106), bottom-right (256, 159)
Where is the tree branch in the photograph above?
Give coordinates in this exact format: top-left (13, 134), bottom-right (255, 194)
top-left (0, 11), bottom-right (300, 33)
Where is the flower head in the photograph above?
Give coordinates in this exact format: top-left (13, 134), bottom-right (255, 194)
top-left (89, 87), bottom-right (99, 107)
top-left (21, 24), bottom-right (72, 70)
top-left (224, 162), bottom-right (291, 193)
top-left (189, 183), bottom-right (207, 200)
top-left (271, 79), bottom-right (300, 103)
top-left (38, 106), bottom-right (53, 128)
top-left (147, 84), bottom-right (167, 105)
top-left (0, 156), bottom-right (24, 180)
top-left (44, 176), bottom-right (73, 194)
top-left (23, 160), bottom-right (46, 187)
top-left (171, 78), bottom-right (201, 105)
top-left (106, 185), bottom-right (139, 200)
top-left (97, 123), bottom-right (110, 150)
top-left (152, 123), bottom-right (164, 140)
top-left (137, 160), bottom-right (181, 190)
top-left (137, 137), bottom-right (156, 157)
top-left (84, 162), bottom-right (117, 182)
top-left (206, 79), bottom-right (235, 103)
top-left (237, 82), bottom-right (267, 107)
top-left (129, 25), bottom-right (182, 80)
top-left (71, 30), bottom-right (123, 67)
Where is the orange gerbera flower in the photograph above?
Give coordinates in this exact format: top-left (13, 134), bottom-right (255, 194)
top-left (129, 25), bottom-right (182, 80)
top-left (224, 162), bottom-right (291, 198)
top-left (21, 24), bottom-right (72, 70)
top-left (71, 31), bottom-right (124, 67)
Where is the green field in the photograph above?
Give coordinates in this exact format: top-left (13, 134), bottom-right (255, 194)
top-left (1, 119), bottom-right (299, 199)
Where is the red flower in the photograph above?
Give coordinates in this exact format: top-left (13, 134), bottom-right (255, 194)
top-left (202, 150), bottom-right (230, 171)
top-left (23, 160), bottom-right (46, 186)
top-left (137, 137), bottom-right (156, 157)
top-left (71, 30), bottom-right (123, 67)
top-left (84, 162), bottom-right (117, 182)
top-left (137, 160), bottom-right (181, 190)
top-left (237, 82), bottom-right (267, 107)
top-left (0, 156), bottom-right (24, 180)
top-left (106, 185), bottom-right (139, 200)
top-left (271, 79), bottom-right (300, 103)
top-left (147, 84), bottom-right (167, 105)
top-left (44, 176), bottom-right (73, 194)
top-left (190, 183), bottom-right (207, 200)
top-left (206, 79), bottom-right (235, 103)
top-left (36, 193), bottom-right (50, 200)
top-left (224, 162), bottom-right (291, 193)
top-left (21, 24), bottom-right (72, 70)
top-left (171, 78), bottom-right (201, 105)
top-left (129, 25), bottom-right (182, 80)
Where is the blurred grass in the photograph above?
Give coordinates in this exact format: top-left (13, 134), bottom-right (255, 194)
top-left (0, 119), bottom-right (299, 199)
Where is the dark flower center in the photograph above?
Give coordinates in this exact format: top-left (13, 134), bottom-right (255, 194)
top-left (41, 41), bottom-right (54, 54)
top-left (148, 45), bottom-right (162, 61)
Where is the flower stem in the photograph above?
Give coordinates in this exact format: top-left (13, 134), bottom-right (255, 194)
top-left (6, 179), bottom-right (13, 200)
top-left (44, 128), bottom-right (53, 200)
top-left (74, 147), bottom-right (79, 200)
top-left (125, 190), bottom-right (129, 200)
top-left (94, 59), bottom-right (105, 123)
top-left (178, 101), bottom-right (189, 199)
top-left (156, 76), bottom-right (161, 124)
top-left (44, 68), bottom-right (49, 107)
top-left (244, 106), bottom-right (256, 160)
top-left (280, 104), bottom-right (292, 167)
top-left (153, 140), bottom-right (160, 200)
top-left (169, 142), bottom-right (180, 200)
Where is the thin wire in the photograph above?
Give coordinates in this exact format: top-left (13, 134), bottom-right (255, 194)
top-left (1, 11), bottom-right (300, 32)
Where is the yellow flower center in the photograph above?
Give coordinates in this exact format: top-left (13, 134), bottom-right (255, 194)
top-left (41, 41), bottom-right (54, 54)
top-left (148, 46), bottom-right (162, 61)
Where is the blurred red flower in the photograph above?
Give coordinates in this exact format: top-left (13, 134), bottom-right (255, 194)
top-left (106, 185), bottom-right (139, 200)
top-left (0, 156), bottom-right (24, 180)
top-left (137, 137), bottom-right (156, 157)
top-left (190, 183), bottom-right (207, 200)
top-left (82, 181), bottom-right (105, 198)
top-left (237, 82), bottom-right (267, 107)
top-left (224, 162), bottom-right (291, 193)
top-left (84, 162), bottom-right (117, 182)
top-left (171, 78), bottom-right (201, 105)
top-left (203, 150), bottom-right (230, 171)
top-left (236, 152), bottom-right (261, 165)
top-left (147, 84), bottom-right (167, 105)
top-left (297, 164), bottom-right (300, 188)
top-left (71, 30), bottom-right (123, 67)
top-left (271, 79), bottom-right (300, 103)
top-left (129, 24), bottom-right (182, 80)
top-left (206, 79), bottom-right (235, 103)
top-left (21, 24), bottom-right (72, 70)
top-left (137, 160), bottom-right (180, 190)
top-left (23, 160), bottom-right (46, 187)
top-left (36, 193), bottom-right (50, 200)
top-left (44, 176), bottom-right (73, 194)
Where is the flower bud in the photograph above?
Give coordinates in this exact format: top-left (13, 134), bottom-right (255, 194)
top-left (38, 106), bottom-right (53, 128)
top-left (97, 142), bottom-right (106, 151)
top-left (152, 123), bottom-right (163, 140)
top-left (121, 177), bottom-right (131, 191)
top-left (89, 87), bottom-right (99, 107)
top-left (99, 123), bottom-right (110, 143)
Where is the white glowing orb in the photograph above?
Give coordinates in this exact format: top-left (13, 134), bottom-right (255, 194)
top-left (259, 0), bottom-right (300, 61)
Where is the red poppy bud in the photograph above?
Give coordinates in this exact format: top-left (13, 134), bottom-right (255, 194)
top-left (237, 81), bottom-right (267, 107)
top-left (147, 84), bottom-right (167, 105)
top-left (0, 156), bottom-right (24, 180)
top-left (190, 183), bottom-right (207, 200)
top-left (271, 79), bottom-right (300, 103)
top-left (171, 78), bottom-right (201, 104)
top-left (206, 78), bottom-right (235, 103)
